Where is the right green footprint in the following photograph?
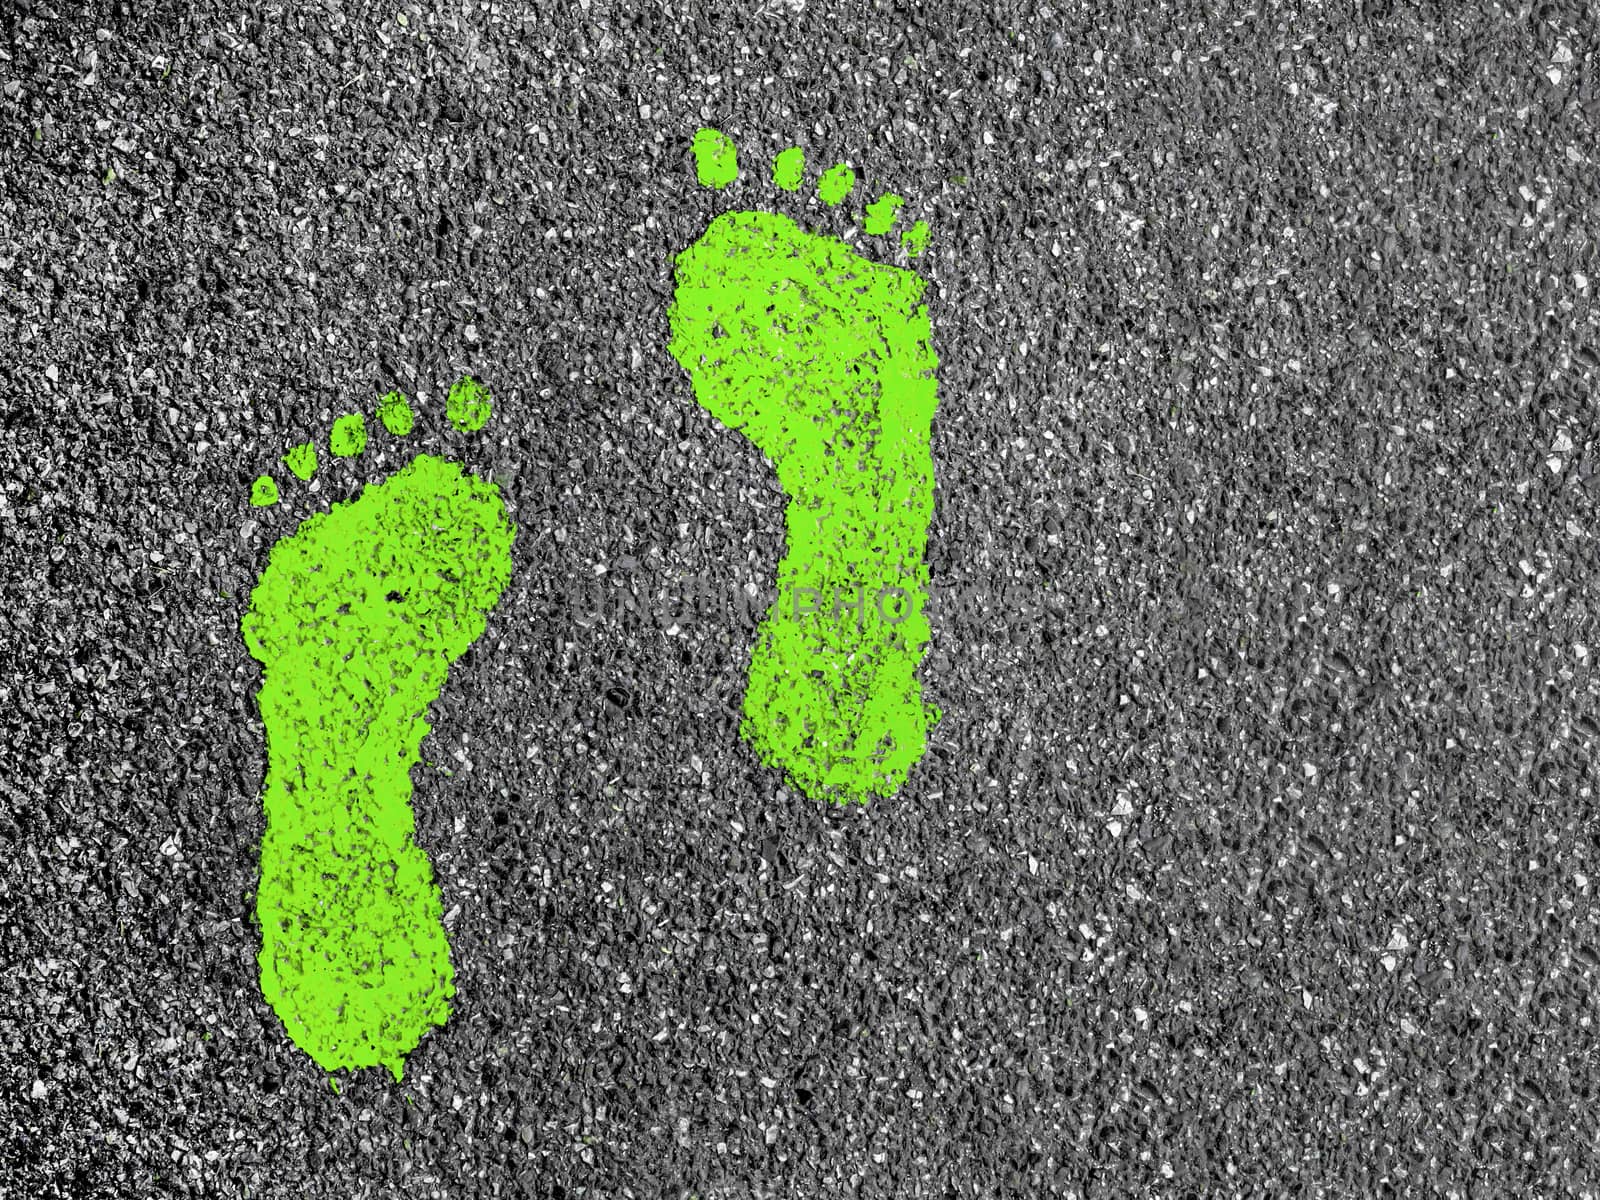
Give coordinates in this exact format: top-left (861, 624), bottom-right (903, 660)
top-left (667, 128), bottom-right (941, 804)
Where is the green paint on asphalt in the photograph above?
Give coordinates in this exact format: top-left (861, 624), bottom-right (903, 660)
top-left (243, 385), bottom-right (513, 1078)
top-left (669, 128), bottom-right (940, 803)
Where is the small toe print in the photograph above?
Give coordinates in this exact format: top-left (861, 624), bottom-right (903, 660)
top-left (378, 390), bottom-right (415, 436)
top-left (864, 193), bottom-right (904, 236)
top-left (772, 146), bottom-right (805, 192)
top-left (817, 163), bottom-right (856, 207)
top-left (446, 376), bottom-right (493, 432)
top-left (901, 220), bottom-right (931, 258)
top-left (330, 413), bottom-right (368, 457)
top-left (692, 127), bottom-right (739, 190)
top-left (284, 441), bottom-right (318, 481)
top-left (251, 475), bottom-right (280, 507)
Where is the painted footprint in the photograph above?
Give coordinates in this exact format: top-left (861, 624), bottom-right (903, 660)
top-left (241, 377), bottom-right (513, 1079)
top-left (667, 128), bottom-right (941, 804)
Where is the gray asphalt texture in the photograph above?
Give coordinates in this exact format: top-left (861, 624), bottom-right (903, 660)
top-left (4, 2), bottom-right (1600, 1197)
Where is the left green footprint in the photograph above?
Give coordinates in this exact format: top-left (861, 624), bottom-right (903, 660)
top-left (242, 382), bottom-right (514, 1080)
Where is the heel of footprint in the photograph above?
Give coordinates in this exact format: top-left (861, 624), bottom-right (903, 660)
top-left (249, 375), bottom-right (494, 507)
top-left (691, 127), bottom-right (931, 259)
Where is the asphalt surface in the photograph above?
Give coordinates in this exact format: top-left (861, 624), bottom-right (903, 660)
top-left (3, 3), bottom-right (1600, 1197)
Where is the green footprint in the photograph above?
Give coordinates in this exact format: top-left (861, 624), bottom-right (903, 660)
top-left (669, 129), bottom-right (941, 804)
top-left (241, 383), bottom-right (515, 1079)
